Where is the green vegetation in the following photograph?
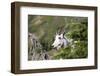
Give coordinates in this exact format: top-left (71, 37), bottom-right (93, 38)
top-left (28, 15), bottom-right (88, 59)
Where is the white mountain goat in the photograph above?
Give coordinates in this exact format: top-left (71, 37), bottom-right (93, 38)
top-left (52, 29), bottom-right (68, 50)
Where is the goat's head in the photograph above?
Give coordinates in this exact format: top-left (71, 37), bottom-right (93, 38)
top-left (52, 27), bottom-right (67, 50)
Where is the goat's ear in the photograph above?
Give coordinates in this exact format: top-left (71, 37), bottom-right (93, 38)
top-left (60, 33), bottom-right (63, 37)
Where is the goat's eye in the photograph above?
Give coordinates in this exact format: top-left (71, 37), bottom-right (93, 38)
top-left (58, 37), bottom-right (61, 39)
